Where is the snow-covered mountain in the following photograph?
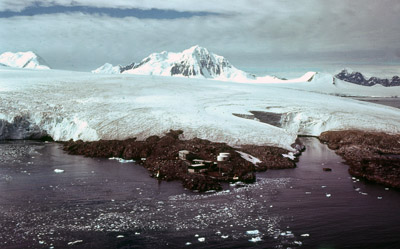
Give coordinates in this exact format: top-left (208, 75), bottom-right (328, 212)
top-left (92, 63), bottom-right (122, 74)
top-left (92, 62), bottom-right (137, 74)
top-left (0, 51), bottom-right (50, 69)
top-left (92, 45), bottom-right (316, 83)
top-left (122, 45), bottom-right (256, 81)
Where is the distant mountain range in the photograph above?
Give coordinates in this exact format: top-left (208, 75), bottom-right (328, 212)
top-left (335, 69), bottom-right (400, 87)
top-left (0, 51), bottom-right (50, 70)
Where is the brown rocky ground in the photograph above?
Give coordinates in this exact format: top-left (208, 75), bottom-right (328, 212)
top-left (63, 130), bottom-right (298, 192)
top-left (320, 130), bottom-right (400, 189)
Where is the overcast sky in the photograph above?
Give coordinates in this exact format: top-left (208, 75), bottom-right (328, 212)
top-left (1, 0), bottom-right (399, 71)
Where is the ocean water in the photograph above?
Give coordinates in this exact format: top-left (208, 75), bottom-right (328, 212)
top-left (0, 138), bottom-right (399, 249)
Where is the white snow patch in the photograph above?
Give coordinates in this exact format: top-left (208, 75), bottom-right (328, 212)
top-left (236, 151), bottom-right (261, 165)
top-left (282, 152), bottom-right (296, 160)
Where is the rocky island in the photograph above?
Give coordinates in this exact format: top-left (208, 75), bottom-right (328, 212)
top-left (320, 130), bottom-right (400, 189)
top-left (63, 130), bottom-right (301, 192)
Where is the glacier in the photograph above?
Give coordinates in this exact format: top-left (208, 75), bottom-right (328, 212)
top-left (0, 51), bottom-right (50, 70)
top-left (0, 67), bottom-right (400, 150)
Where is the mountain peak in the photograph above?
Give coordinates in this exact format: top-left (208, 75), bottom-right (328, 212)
top-left (183, 45), bottom-right (208, 54)
top-left (122, 45), bottom-right (254, 81)
top-left (0, 51), bottom-right (50, 70)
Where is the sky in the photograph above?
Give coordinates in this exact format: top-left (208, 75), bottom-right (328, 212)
top-left (1, 0), bottom-right (399, 72)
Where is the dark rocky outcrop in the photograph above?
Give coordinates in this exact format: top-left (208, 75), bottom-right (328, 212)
top-left (120, 62), bottom-right (136, 73)
top-left (335, 69), bottom-right (400, 87)
top-left (320, 130), bottom-right (400, 189)
top-left (63, 130), bottom-right (296, 192)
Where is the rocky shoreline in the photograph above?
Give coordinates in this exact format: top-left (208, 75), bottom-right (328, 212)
top-left (63, 130), bottom-right (302, 192)
top-left (320, 130), bottom-right (400, 189)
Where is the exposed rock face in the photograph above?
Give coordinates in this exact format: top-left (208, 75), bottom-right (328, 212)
top-left (320, 130), bottom-right (400, 189)
top-left (335, 69), bottom-right (400, 87)
top-left (120, 62), bottom-right (136, 73)
top-left (63, 130), bottom-right (296, 192)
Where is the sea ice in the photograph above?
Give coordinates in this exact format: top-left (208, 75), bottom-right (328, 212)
top-left (67, 240), bottom-right (83, 245)
top-left (248, 237), bottom-right (262, 242)
top-left (246, 230), bottom-right (260, 235)
top-left (54, 169), bottom-right (64, 173)
top-left (109, 157), bottom-right (135, 163)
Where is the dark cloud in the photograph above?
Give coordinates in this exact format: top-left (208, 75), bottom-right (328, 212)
top-left (0, 0), bottom-right (399, 71)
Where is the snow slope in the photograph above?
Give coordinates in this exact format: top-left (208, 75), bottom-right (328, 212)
top-left (92, 63), bottom-right (121, 74)
top-left (0, 51), bottom-right (50, 69)
top-left (0, 67), bottom-right (399, 150)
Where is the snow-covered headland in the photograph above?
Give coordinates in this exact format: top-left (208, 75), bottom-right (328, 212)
top-left (1, 66), bottom-right (399, 151)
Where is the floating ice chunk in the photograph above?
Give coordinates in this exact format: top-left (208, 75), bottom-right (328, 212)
top-left (282, 152), bottom-right (295, 160)
top-left (198, 237), bottom-right (205, 242)
top-left (305, 192), bottom-right (312, 195)
top-left (215, 231), bottom-right (221, 235)
top-left (321, 185), bottom-right (327, 188)
top-left (377, 196), bottom-right (383, 200)
top-left (116, 235), bottom-right (124, 238)
top-left (301, 233), bottom-right (310, 237)
top-left (54, 169), bottom-right (64, 173)
top-left (185, 242), bottom-right (192, 245)
top-left (109, 157), bottom-right (135, 163)
top-left (249, 237), bottom-right (262, 242)
top-left (67, 240), bottom-right (83, 245)
top-left (326, 193), bottom-right (331, 198)
top-left (221, 235), bottom-right (229, 239)
top-left (385, 188), bottom-right (389, 191)
top-left (246, 230), bottom-right (260, 235)
top-left (294, 241), bottom-right (303, 245)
